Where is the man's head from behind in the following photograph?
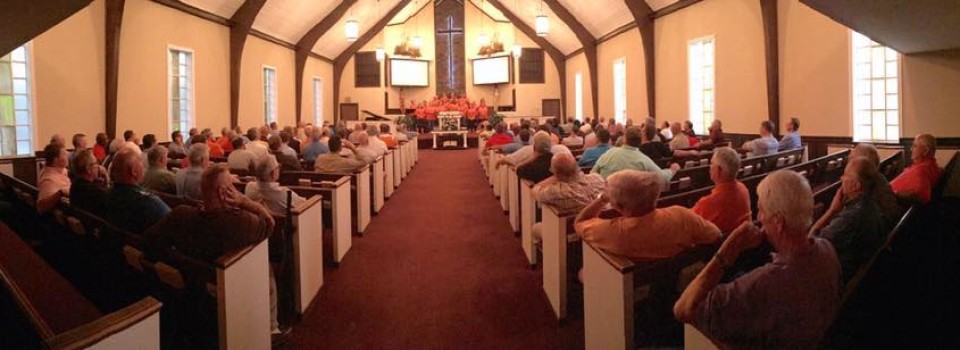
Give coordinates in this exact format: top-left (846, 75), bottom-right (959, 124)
top-left (71, 149), bottom-right (98, 180)
top-left (760, 121), bottom-right (775, 136)
top-left (111, 148), bottom-right (146, 185)
top-left (624, 126), bottom-right (643, 147)
top-left (201, 164), bottom-right (237, 209)
top-left (256, 155), bottom-right (280, 183)
top-left (607, 170), bottom-right (662, 217)
top-left (532, 131), bottom-right (552, 154)
top-left (597, 129), bottom-right (611, 144)
top-left (550, 153), bottom-right (581, 182)
top-left (710, 147), bottom-right (741, 184)
top-left (43, 143), bottom-right (67, 168)
top-left (518, 129), bottom-right (532, 144)
top-left (147, 145), bottom-right (169, 169)
top-left (851, 143), bottom-right (880, 166)
top-left (188, 143), bottom-right (210, 169)
top-left (911, 133), bottom-right (936, 162)
top-left (841, 156), bottom-right (879, 200)
top-left (756, 170), bottom-right (813, 244)
top-left (328, 136), bottom-right (344, 153)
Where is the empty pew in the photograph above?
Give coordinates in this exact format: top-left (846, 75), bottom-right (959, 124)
top-left (280, 167), bottom-right (371, 235)
top-left (0, 221), bottom-right (162, 350)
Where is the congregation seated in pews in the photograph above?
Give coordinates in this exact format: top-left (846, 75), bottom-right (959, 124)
top-left (6, 117), bottom-right (419, 348)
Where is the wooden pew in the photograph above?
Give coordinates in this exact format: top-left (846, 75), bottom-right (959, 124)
top-left (280, 167), bottom-right (371, 235)
top-left (540, 204), bottom-right (577, 320)
top-left (372, 155), bottom-right (385, 214)
top-left (0, 221), bottom-right (162, 350)
top-left (491, 151), bottom-right (504, 198)
top-left (289, 179), bottom-right (353, 264)
top-left (391, 146), bottom-right (402, 191)
top-left (507, 165), bottom-right (521, 233)
top-left (520, 179), bottom-right (538, 267)
top-left (499, 158), bottom-right (509, 212)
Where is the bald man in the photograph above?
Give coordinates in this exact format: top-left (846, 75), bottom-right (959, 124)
top-left (105, 148), bottom-right (171, 233)
top-left (533, 153), bottom-right (606, 216)
top-left (814, 157), bottom-right (886, 283)
top-left (891, 133), bottom-right (943, 204)
top-left (574, 170), bottom-right (720, 260)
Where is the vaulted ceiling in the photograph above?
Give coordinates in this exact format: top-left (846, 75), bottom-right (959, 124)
top-left (180, 0), bottom-right (682, 59)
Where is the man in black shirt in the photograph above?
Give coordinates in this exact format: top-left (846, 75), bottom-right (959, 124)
top-left (69, 149), bottom-right (109, 215)
top-left (517, 131), bottom-right (556, 184)
top-left (639, 124), bottom-right (699, 161)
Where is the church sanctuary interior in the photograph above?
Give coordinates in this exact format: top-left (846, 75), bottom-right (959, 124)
top-left (3, 0), bottom-right (960, 348)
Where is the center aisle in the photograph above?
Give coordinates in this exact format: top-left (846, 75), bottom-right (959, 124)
top-left (289, 149), bottom-right (583, 349)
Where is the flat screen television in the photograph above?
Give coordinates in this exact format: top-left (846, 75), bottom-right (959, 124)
top-left (472, 56), bottom-right (511, 85)
top-left (389, 58), bottom-right (430, 87)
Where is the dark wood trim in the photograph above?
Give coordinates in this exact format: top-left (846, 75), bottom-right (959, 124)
top-left (229, 0), bottom-right (267, 129)
top-left (465, 0), bottom-right (512, 24)
top-left (333, 0), bottom-right (412, 120)
top-left (651, 0), bottom-right (703, 19)
top-left (384, 91), bottom-right (389, 114)
top-left (46, 297), bottom-right (162, 349)
top-left (597, 22), bottom-right (638, 46)
top-left (105, 0), bottom-right (124, 140)
top-left (625, 0), bottom-right (656, 118)
top-left (215, 237), bottom-right (266, 268)
top-left (544, 0), bottom-right (598, 120)
top-left (564, 48), bottom-right (584, 60)
top-left (585, 241), bottom-right (635, 273)
top-left (385, 0), bottom-right (433, 27)
top-left (307, 52), bottom-right (334, 64)
top-left (249, 29), bottom-right (294, 50)
top-left (760, 0), bottom-right (780, 132)
top-left (295, 0), bottom-right (356, 125)
top-left (0, 264), bottom-right (55, 340)
top-left (150, 0), bottom-right (230, 25)
top-left (488, 0), bottom-right (566, 121)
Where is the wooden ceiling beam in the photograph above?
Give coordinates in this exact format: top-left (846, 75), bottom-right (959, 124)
top-left (105, 0), bottom-right (124, 140)
top-left (487, 0), bottom-right (566, 121)
top-left (624, 0), bottom-right (656, 118)
top-left (333, 0), bottom-right (412, 121)
top-left (760, 0), bottom-right (779, 132)
top-left (543, 0), bottom-right (597, 120)
top-left (295, 0), bottom-right (357, 124)
top-left (229, 0), bottom-right (267, 129)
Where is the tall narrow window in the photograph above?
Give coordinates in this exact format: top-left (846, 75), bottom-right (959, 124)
top-left (168, 48), bottom-right (193, 135)
top-left (688, 37), bottom-right (714, 135)
top-left (0, 45), bottom-right (33, 156)
top-left (613, 58), bottom-right (627, 124)
top-left (574, 72), bottom-right (583, 121)
top-left (263, 66), bottom-right (277, 124)
top-left (852, 31), bottom-right (899, 143)
top-left (313, 77), bottom-right (324, 125)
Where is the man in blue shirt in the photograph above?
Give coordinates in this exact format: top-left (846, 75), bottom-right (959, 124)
top-left (105, 148), bottom-right (171, 233)
top-left (578, 129), bottom-right (612, 168)
top-left (501, 129), bottom-right (531, 154)
top-left (302, 128), bottom-right (330, 163)
top-left (744, 121), bottom-right (780, 156)
top-left (778, 117), bottom-right (802, 151)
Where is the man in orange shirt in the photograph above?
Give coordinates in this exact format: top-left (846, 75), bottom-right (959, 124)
top-left (691, 147), bottom-right (752, 233)
top-left (217, 128), bottom-right (234, 154)
top-left (477, 99), bottom-right (489, 121)
top-left (891, 133), bottom-right (943, 204)
top-left (575, 169), bottom-right (721, 260)
top-left (378, 124), bottom-right (398, 148)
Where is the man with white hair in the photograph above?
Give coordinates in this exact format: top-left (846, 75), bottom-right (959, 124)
top-left (668, 122), bottom-right (689, 150)
top-left (496, 131), bottom-right (572, 168)
top-left (516, 132), bottom-right (560, 184)
top-left (581, 124), bottom-right (598, 148)
top-left (561, 125), bottom-right (584, 147)
top-left (691, 147), bottom-right (752, 233)
top-left (245, 155), bottom-right (306, 214)
top-left (813, 143), bottom-right (903, 232)
top-left (891, 133), bottom-right (943, 204)
top-left (592, 126), bottom-right (680, 181)
top-left (354, 133), bottom-right (378, 164)
top-left (246, 127), bottom-right (271, 161)
top-left (105, 148), bottom-right (171, 233)
top-left (141, 146), bottom-right (177, 195)
top-left (675, 170), bottom-right (841, 348)
top-left (176, 143), bottom-right (210, 200)
top-left (532, 153), bottom-right (606, 240)
top-left (365, 125), bottom-right (388, 157)
top-left (575, 170), bottom-right (721, 259)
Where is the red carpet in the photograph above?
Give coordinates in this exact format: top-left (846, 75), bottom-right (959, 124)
top-left (289, 149), bottom-right (583, 349)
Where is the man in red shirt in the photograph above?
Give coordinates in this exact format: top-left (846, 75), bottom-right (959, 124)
top-left (891, 133), bottom-right (943, 204)
top-left (483, 123), bottom-right (513, 152)
top-left (691, 147), bottom-right (752, 233)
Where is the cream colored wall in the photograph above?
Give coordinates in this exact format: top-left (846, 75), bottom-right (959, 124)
top-left (118, 0), bottom-right (230, 140)
top-left (901, 50), bottom-right (960, 137)
top-left (239, 36), bottom-right (296, 129)
top-left (463, 3), bottom-right (517, 112)
top-left (339, 4), bottom-right (436, 115)
top-left (301, 56), bottom-right (335, 125)
top-left (32, 0), bottom-right (105, 150)
top-left (564, 52), bottom-right (594, 120)
top-left (596, 28), bottom-right (648, 123)
top-left (655, 0), bottom-right (766, 134)
top-left (779, 0), bottom-right (851, 137)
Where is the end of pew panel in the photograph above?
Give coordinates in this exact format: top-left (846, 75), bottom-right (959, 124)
top-left (47, 297), bottom-right (163, 350)
top-left (582, 241), bottom-right (634, 350)
top-left (216, 238), bottom-right (271, 350)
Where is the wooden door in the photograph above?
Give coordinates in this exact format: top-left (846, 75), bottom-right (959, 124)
top-left (542, 99), bottom-right (561, 121)
top-left (339, 103), bottom-right (360, 122)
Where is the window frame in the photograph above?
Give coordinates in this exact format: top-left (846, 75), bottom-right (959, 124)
top-left (574, 72), bottom-right (583, 121)
top-left (0, 43), bottom-right (37, 157)
top-left (313, 76), bottom-right (324, 125)
top-left (613, 57), bottom-right (627, 124)
top-left (849, 31), bottom-right (901, 144)
top-left (687, 35), bottom-right (716, 136)
top-left (166, 45), bottom-right (196, 137)
top-left (263, 65), bottom-right (278, 125)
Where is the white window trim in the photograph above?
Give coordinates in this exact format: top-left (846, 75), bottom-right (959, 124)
top-left (574, 72), bottom-right (583, 121)
top-left (263, 65), bottom-right (278, 125)
top-left (848, 31), bottom-right (902, 144)
top-left (25, 42), bottom-right (37, 155)
top-left (166, 45), bottom-right (196, 137)
top-left (687, 35), bottom-right (716, 135)
top-left (313, 76), bottom-right (324, 125)
top-left (613, 57), bottom-right (627, 124)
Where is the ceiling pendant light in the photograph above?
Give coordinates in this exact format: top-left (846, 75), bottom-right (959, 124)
top-left (345, 19), bottom-right (359, 42)
top-left (512, 44), bottom-right (522, 58)
top-left (478, 33), bottom-right (490, 46)
top-left (512, 0), bottom-right (522, 58)
top-left (535, 0), bottom-right (549, 37)
top-left (375, 0), bottom-right (384, 61)
top-left (411, 0), bottom-right (422, 49)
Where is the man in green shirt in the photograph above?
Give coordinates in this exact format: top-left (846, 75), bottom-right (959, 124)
top-left (591, 126), bottom-right (680, 181)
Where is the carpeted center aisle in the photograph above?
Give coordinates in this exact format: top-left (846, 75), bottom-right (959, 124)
top-left (289, 149), bottom-right (583, 349)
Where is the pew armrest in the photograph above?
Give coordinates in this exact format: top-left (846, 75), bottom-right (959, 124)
top-left (584, 241), bottom-right (635, 274)
top-left (47, 297), bottom-right (162, 350)
top-left (215, 237), bottom-right (268, 269)
top-left (291, 195), bottom-right (323, 216)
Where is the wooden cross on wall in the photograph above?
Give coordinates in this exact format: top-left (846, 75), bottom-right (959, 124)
top-left (437, 15), bottom-right (462, 91)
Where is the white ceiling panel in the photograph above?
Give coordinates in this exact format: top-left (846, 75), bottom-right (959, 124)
top-left (389, 0), bottom-right (432, 25)
top-left (181, 0), bottom-right (245, 18)
top-left (470, 0), bottom-right (581, 55)
top-left (312, 0), bottom-right (403, 59)
top-left (646, 0), bottom-right (681, 12)
top-left (252, 0), bottom-right (341, 43)
top-left (556, 0), bottom-right (633, 38)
